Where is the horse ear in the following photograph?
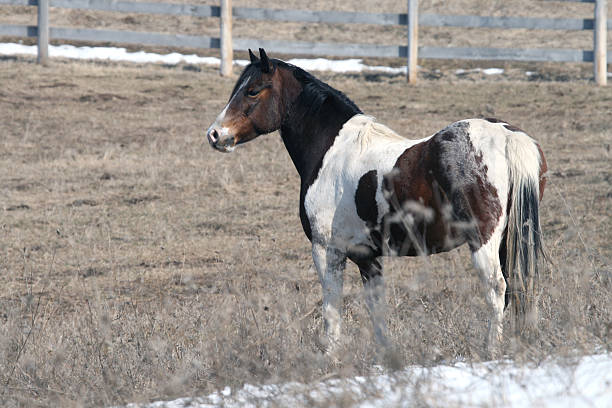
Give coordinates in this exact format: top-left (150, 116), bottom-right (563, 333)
top-left (259, 48), bottom-right (270, 73)
top-left (248, 48), bottom-right (258, 64)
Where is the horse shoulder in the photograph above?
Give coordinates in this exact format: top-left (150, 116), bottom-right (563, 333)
top-left (303, 124), bottom-right (410, 246)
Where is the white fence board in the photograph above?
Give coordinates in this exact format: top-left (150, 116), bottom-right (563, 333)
top-left (50, 27), bottom-right (220, 49)
top-left (233, 7), bottom-right (405, 25)
top-left (5, 0), bottom-right (608, 31)
top-left (419, 14), bottom-right (598, 30)
top-left (420, 46), bottom-right (594, 62)
top-left (0, 0), bottom-right (36, 5)
top-left (0, 23), bottom-right (36, 36)
top-left (234, 38), bottom-right (403, 58)
top-left (49, 0), bottom-right (219, 17)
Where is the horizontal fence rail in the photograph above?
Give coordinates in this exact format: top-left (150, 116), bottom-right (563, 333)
top-left (419, 14), bottom-right (608, 30)
top-left (3, 24), bottom-right (606, 64)
top-left (420, 46), bottom-right (598, 62)
top-left (2, 0), bottom-right (610, 29)
top-left (53, 27), bottom-right (219, 49)
top-left (0, 23), bottom-right (219, 48)
top-left (0, 0), bottom-right (220, 16)
top-left (0, 0), bottom-right (609, 84)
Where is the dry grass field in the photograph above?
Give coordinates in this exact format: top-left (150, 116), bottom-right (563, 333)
top-left (0, 1), bottom-right (611, 406)
top-left (0, 53), bottom-right (610, 407)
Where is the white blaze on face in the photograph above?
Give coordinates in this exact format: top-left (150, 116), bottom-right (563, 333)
top-left (206, 74), bottom-right (253, 153)
top-left (209, 74), bottom-right (251, 133)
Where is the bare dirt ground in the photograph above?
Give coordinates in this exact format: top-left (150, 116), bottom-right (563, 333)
top-left (0, 53), bottom-right (610, 407)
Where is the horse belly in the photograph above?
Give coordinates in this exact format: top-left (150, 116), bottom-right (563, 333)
top-left (383, 207), bottom-right (468, 256)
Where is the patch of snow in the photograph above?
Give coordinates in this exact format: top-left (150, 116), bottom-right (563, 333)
top-left (455, 68), bottom-right (504, 76)
top-left (2, 42), bottom-right (496, 77)
top-left (0, 43), bottom-right (406, 74)
top-left (0, 42), bottom-right (37, 57)
top-left (0, 43), bottom-right (222, 65)
top-left (482, 68), bottom-right (504, 75)
top-left (285, 58), bottom-right (367, 73)
top-left (220, 57), bottom-right (407, 74)
top-left (121, 354), bottom-right (612, 408)
top-left (361, 64), bottom-right (407, 75)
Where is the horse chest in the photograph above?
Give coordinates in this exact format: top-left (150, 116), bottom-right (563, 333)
top-left (303, 162), bottom-right (366, 244)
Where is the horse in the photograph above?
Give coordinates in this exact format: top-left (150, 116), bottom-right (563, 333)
top-left (206, 48), bottom-right (547, 357)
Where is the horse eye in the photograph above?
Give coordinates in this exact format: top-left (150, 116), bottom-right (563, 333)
top-left (247, 88), bottom-right (260, 97)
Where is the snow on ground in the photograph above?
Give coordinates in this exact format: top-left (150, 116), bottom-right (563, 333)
top-left (455, 67), bottom-right (505, 75)
top-left (122, 354), bottom-right (612, 408)
top-left (0, 43), bottom-right (406, 73)
top-left (0, 42), bottom-right (440, 75)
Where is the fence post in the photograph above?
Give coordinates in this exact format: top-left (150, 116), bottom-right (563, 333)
top-left (220, 0), bottom-right (233, 76)
top-left (407, 0), bottom-right (418, 84)
top-left (37, 0), bottom-right (49, 65)
top-left (594, 0), bottom-right (607, 85)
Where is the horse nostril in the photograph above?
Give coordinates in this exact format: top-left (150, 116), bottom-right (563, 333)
top-left (208, 128), bottom-right (219, 144)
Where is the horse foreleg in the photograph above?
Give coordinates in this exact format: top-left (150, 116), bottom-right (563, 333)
top-left (357, 257), bottom-right (390, 348)
top-left (471, 234), bottom-right (506, 359)
top-left (312, 242), bottom-right (346, 352)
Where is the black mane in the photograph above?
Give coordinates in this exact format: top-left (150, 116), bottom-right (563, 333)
top-left (274, 59), bottom-right (363, 145)
top-left (231, 59), bottom-right (362, 116)
top-left (281, 60), bottom-right (362, 116)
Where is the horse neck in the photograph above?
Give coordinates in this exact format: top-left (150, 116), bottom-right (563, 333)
top-left (278, 75), bottom-right (361, 185)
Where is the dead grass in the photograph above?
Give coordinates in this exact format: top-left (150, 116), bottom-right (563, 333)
top-left (0, 55), bottom-right (610, 407)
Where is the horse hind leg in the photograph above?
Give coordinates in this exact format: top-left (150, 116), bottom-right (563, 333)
top-left (356, 257), bottom-right (390, 348)
top-left (471, 229), bottom-right (506, 359)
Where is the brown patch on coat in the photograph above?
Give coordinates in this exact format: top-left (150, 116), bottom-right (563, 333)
top-left (383, 140), bottom-right (441, 255)
top-left (430, 125), bottom-right (502, 249)
top-left (383, 123), bottom-right (502, 255)
top-left (464, 157), bottom-right (503, 248)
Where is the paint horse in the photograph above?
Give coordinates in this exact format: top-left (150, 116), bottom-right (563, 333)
top-left (206, 49), bottom-right (547, 356)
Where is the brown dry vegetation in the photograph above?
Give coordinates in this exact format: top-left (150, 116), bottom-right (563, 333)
top-left (0, 1), bottom-right (611, 406)
top-left (0, 54), bottom-right (610, 407)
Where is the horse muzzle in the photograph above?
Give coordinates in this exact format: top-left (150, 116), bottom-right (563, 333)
top-left (206, 126), bottom-right (235, 153)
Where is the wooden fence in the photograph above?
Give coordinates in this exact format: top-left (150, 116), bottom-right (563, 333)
top-left (0, 0), bottom-right (609, 84)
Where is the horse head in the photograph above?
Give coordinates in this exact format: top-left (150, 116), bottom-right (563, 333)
top-left (206, 48), bottom-right (297, 152)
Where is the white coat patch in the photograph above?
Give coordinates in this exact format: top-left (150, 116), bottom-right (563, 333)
top-left (303, 115), bottom-right (430, 249)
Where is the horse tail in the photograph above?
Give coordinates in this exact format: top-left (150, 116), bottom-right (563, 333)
top-left (503, 131), bottom-right (545, 334)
